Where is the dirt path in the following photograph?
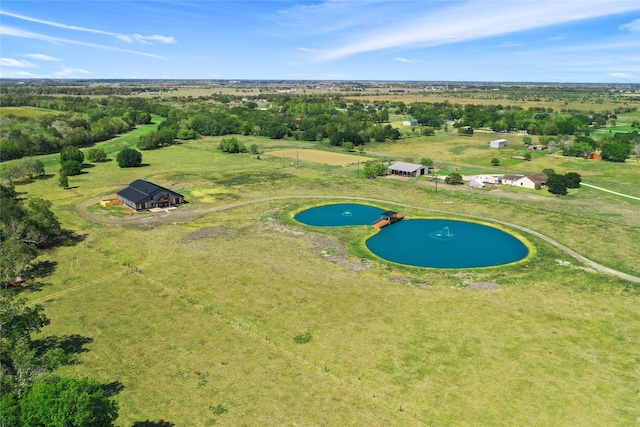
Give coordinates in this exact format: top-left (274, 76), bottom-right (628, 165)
top-left (581, 183), bottom-right (640, 201)
top-left (76, 195), bottom-right (640, 283)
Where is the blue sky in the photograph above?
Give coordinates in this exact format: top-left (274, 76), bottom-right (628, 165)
top-left (1, 1), bottom-right (639, 82)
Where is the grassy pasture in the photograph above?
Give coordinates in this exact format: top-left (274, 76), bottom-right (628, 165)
top-left (6, 119), bottom-right (640, 425)
top-left (0, 106), bottom-right (63, 117)
top-left (264, 148), bottom-right (372, 166)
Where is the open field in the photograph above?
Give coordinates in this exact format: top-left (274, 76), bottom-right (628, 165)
top-left (5, 111), bottom-right (640, 425)
top-left (265, 148), bottom-right (372, 166)
top-left (0, 106), bottom-right (63, 117)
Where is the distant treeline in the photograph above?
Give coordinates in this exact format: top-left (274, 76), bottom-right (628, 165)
top-left (1, 87), bottom-right (638, 161)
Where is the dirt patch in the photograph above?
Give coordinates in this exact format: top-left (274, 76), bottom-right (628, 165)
top-left (260, 209), bottom-right (370, 272)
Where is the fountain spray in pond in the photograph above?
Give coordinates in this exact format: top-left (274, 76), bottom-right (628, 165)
top-left (429, 226), bottom-right (456, 241)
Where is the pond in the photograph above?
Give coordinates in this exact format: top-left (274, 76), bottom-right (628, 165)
top-left (294, 204), bottom-right (529, 268)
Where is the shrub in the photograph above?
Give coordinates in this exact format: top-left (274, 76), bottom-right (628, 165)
top-left (293, 332), bottom-right (312, 344)
top-left (60, 146), bottom-right (84, 164)
top-left (116, 148), bottom-right (142, 168)
top-left (85, 148), bottom-right (107, 163)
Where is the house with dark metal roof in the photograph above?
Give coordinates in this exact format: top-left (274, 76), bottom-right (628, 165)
top-left (117, 179), bottom-right (185, 211)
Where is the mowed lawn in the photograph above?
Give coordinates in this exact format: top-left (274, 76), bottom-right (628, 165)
top-left (10, 135), bottom-right (640, 426)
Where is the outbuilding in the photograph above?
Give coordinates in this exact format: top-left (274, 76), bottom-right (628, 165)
top-left (489, 139), bottom-right (508, 149)
top-left (117, 179), bottom-right (185, 211)
top-left (389, 161), bottom-right (431, 177)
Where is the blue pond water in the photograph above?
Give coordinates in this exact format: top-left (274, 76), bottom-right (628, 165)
top-left (295, 204), bottom-right (528, 268)
top-left (294, 203), bottom-right (385, 226)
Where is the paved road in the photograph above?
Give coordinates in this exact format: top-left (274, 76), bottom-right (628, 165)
top-left (581, 183), bottom-right (640, 201)
top-left (76, 195), bottom-right (640, 283)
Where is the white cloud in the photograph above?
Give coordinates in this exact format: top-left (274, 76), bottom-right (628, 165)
top-left (620, 18), bottom-right (640, 32)
top-left (498, 42), bottom-right (521, 48)
top-left (0, 58), bottom-right (34, 67)
top-left (21, 53), bottom-right (60, 61)
top-left (0, 11), bottom-right (176, 44)
top-left (609, 72), bottom-right (632, 78)
top-left (296, 47), bottom-right (316, 52)
top-left (394, 57), bottom-right (421, 64)
top-left (312, 1), bottom-right (640, 61)
top-left (0, 69), bottom-right (39, 78)
top-left (53, 65), bottom-right (91, 77)
top-left (0, 26), bottom-right (165, 58)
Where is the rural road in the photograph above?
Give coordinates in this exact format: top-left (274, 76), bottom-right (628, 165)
top-left (76, 195), bottom-right (640, 284)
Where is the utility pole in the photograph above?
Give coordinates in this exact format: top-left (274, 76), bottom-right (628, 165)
top-left (435, 170), bottom-right (438, 193)
top-left (357, 160), bottom-right (360, 178)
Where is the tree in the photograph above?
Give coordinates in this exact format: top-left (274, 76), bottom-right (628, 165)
top-left (85, 148), bottom-right (107, 163)
top-left (445, 172), bottom-right (464, 185)
top-left (547, 173), bottom-right (568, 196)
top-left (601, 141), bottom-right (630, 162)
top-left (60, 160), bottom-right (82, 176)
top-left (420, 157), bottom-right (434, 167)
top-left (564, 172), bottom-right (581, 188)
top-left (522, 136), bottom-right (532, 145)
top-left (249, 144), bottom-right (259, 154)
top-left (491, 158), bottom-right (500, 167)
top-left (60, 146), bottom-right (84, 164)
top-left (116, 148), bottom-right (142, 168)
top-left (21, 159), bottom-right (45, 179)
top-left (524, 152), bottom-right (532, 161)
top-left (20, 377), bottom-right (118, 427)
top-left (362, 160), bottom-right (387, 178)
top-left (58, 171), bottom-right (69, 189)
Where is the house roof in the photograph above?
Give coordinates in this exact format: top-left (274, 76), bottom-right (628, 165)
top-left (502, 174), bottom-right (523, 180)
top-left (389, 162), bottom-right (424, 173)
top-left (525, 173), bottom-right (548, 183)
top-left (490, 139), bottom-right (508, 143)
top-left (117, 179), bottom-right (182, 204)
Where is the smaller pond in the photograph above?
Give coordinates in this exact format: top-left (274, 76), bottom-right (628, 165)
top-left (294, 204), bottom-right (529, 268)
top-left (294, 203), bottom-right (385, 227)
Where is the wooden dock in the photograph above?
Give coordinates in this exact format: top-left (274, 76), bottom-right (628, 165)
top-left (372, 211), bottom-right (404, 228)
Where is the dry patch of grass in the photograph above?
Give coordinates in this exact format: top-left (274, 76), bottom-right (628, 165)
top-left (265, 148), bottom-right (372, 166)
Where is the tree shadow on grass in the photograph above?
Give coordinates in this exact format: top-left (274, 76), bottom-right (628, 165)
top-left (131, 421), bottom-right (175, 427)
top-left (31, 334), bottom-right (94, 361)
top-left (56, 229), bottom-right (87, 247)
top-left (102, 381), bottom-right (125, 397)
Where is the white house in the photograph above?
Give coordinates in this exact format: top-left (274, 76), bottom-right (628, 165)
top-left (402, 119), bottom-right (418, 126)
top-left (389, 162), bottom-right (430, 177)
top-left (500, 173), bottom-right (547, 190)
top-left (489, 139), bottom-right (508, 148)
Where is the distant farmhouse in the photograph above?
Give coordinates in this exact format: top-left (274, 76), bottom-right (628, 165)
top-left (489, 139), bottom-right (507, 149)
top-left (117, 179), bottom-right (185, 211)
top-left (500, 173), bottom-right (548, 190)
top-left (389, 161), bottom-right (431, 178)
top-left (402, 119), bottom-right (418, 126)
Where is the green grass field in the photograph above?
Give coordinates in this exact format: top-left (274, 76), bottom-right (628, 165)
top-left (7, 123), bottom-right (640, 426)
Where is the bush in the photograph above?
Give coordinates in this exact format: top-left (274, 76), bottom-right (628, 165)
top-left (218, 137), bottom-right (246, 153)
top-left (445, 172), bottom-right (464, 185)
top-left (293, 332), bottom-right (312, 344)
top-left (85, 148), bottom-right (107, 163)
top-left (116, 148), bottom-right (142, 168)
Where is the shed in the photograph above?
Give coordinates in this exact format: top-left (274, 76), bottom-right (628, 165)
top-left (402, 119), bottom-right (418, 126)
top-left (389, 162), bottom-right (430, 177)
top-left (489, 139), bottom-right (507, 149)
top-left (117, 179), bottom-right (185, 211)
